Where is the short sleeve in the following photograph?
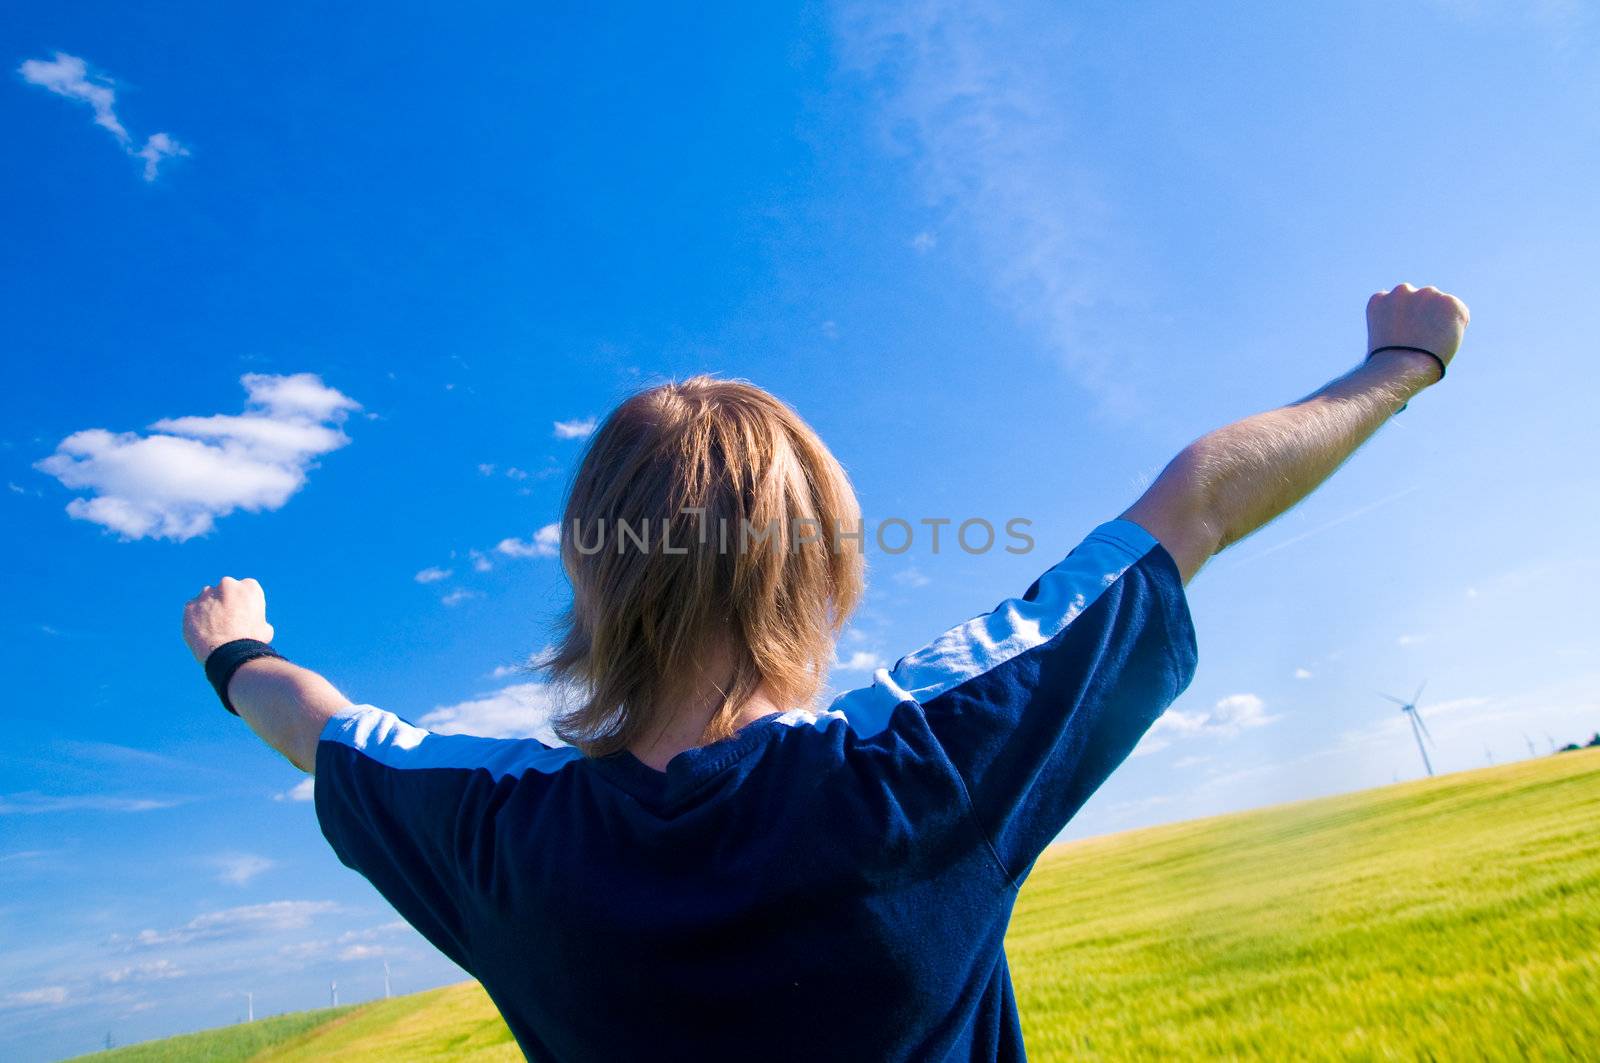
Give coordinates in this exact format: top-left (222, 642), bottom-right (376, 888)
top-left (314, 707), bottom-right (582, 972)
top-left (835, 519), bottom-right (1197, 884)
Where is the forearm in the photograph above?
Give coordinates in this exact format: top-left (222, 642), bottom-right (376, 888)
top-left (1126, 349), bottom-right (1441, 581)
top-left (228, 656), bottom-right (352, 772)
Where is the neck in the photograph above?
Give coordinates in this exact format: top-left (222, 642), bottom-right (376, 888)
top-left (627, 680), bottom-right (782, 772)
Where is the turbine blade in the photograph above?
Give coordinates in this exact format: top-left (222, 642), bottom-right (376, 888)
top-left (1379, 693), bottom-right (1411, 707)
top-left (1413, 680), bottom-right (1428, 707)
top-left (1414, 708), bottom-right (1435, 745)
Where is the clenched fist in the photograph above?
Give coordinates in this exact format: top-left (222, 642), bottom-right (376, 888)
top-left (1367, 283), bottom-right (1470, 371)
top-left (183, 577), bottom-right (274, 664)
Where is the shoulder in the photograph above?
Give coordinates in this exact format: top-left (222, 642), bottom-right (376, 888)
top-left (318, 706), bottom-right (585, 783)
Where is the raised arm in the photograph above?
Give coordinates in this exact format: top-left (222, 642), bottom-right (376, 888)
top-left (182, 577), bottom-right (349, 771)
top-left (1122, 283), bottom-right (1469, 584)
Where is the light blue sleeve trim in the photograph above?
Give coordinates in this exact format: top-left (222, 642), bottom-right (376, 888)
top-left (817, 519), bottom-right (1159, 738)
top-left (319, 706), bottom-right (583, 780)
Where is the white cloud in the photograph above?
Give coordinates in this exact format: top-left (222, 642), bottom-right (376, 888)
top-left (1133, 693), bottom-right (1279, 756)
top-left (553, 417), bottom-right (597, 440)
top-left (214, 853), bottom-right (275, 886)
top-left (834, 650), bottom-right (886, 672)
top-left (18, 52), bottom-right (187, 180)
top-left (19, 53), bottom-right (125, 139)
top-left (2, 985), bottom-right (68, 1009)
top-left (468, 549), bottom-right (493, 572)
top-left (497, 523), bottom-right (561, 559)
top-left (1294, 667), bottom-right (1314, 679)
top-left (134, 131), bottom-right (187, 180)
top-left (36, 373), bottom-right (359, 541)
top-left (1210, 693), bottom-right (1276, 731)
top-left (338, 944), bottom-right (387, 961)
top-left (1397, 633), bottom-right (1428, 647)
top-left (910, 230), bottom-right (937, 252)
top-left (418, 682), bottom-right (564, 745)
top-left (414, 566), bottom-right (452, 584)
top-left (440, 588), bottom-right (481, 607)
top-left (273, 777), bottom-right (315, 803)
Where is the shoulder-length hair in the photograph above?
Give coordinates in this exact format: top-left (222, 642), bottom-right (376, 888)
top-left (544, 376), bottom-right (864, 756)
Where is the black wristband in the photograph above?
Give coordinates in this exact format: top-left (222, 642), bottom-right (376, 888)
top-left (1368, 345), bottom-right (1447, 381)
top-left (204, 639), bottom-right (284, 716)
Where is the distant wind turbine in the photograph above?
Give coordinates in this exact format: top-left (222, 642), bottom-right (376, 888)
top-left (1380, 681), bottom-right (1435, 777)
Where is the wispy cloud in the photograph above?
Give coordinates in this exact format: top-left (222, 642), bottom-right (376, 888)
top-left (414, 566), bottom-right (452, 584)
top-left (36, 373), bottom-right (358, 541)
top-left (101, 959), bottom-right (182, 985)
top-left (496, 523), bottom-right (561, 559)
top-left (418, 682), bottom-right (564, 745)
top-left (440, 588), bottom-right (481, 607)
top-left (213, 853), bottom-right (275, 886)
top-left (0, 793), bottom-right (178, 815)
top-left (1134, 693), bottom-right (1279, 757)
top-left (1, 985), bottom-right (68, 1009)
top-left (1230, 486), bottom-right (1421, 566)
top-left (553, 417), bottom-right (597, 440)
top-left (128, 900), bottom-right (338, 949)
top-left (18, 52), bottom-right (188, 180)
top-left (834, 3), bottom-right (1137, 400)
top-left (892, 567), bottom-right (931, 589)
top-left (133, 131), bottom-right (185, 181)
top-left (491, 649), bottom-right (549, 679)
top-left (1294, 667), bottom-right (1314, 679)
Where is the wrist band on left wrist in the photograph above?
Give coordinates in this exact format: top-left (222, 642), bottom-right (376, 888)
top-left (1368, 344), bottom-right (1447, 382)
top-left (1366, 345), bottom-right (1446, 414)
top-left (203, 639), bottom-right (285, 716)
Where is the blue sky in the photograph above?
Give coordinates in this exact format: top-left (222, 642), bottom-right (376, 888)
top-left (4, 1), bottom-right (1598, 1058)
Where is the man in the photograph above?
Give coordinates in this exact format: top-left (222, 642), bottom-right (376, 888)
top-left (184, 283), bottom-right (1468, 1060)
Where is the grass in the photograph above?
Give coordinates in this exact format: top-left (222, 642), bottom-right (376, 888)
top-left (73, 748), bottom-right (1600, 1061)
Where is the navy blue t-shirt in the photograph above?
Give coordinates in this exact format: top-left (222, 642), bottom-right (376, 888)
top-left (315, 518), bottom-right (1197, 1061)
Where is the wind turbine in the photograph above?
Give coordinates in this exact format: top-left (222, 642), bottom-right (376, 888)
top-left (1381, 681), bottom-right (1435, 777)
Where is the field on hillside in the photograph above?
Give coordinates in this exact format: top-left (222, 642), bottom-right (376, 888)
top-left (75, 749), bottom-right (1600, 1061)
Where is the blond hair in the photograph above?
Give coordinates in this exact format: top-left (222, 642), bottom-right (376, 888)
top-left (545, 376), bottom-right (864, 756)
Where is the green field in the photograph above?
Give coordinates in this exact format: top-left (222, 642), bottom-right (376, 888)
top-left (75, 748), bottom-right (1600, 1061)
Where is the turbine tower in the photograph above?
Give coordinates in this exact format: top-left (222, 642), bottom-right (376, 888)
top-left (1380, 681), bottom-right (1434, 777)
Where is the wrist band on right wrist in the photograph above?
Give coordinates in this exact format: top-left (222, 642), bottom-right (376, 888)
top-left (204, 639), bottom-right (285, 716)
